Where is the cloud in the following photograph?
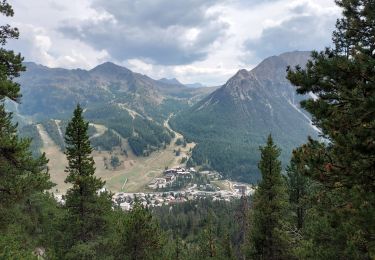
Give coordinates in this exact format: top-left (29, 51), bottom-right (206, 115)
top-left (5, 0), bottom-right (340, 85)
top-left (244, 0), bottom-right (340, 61)
top-left (60, 0), bottom-right (229, 65)
top-left (8, 23), bottom-right (109, 69)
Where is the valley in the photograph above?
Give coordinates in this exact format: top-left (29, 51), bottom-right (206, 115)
top-left (15, 51), bottom-right (319, 187)
top-left (2, 1), bottom-right (370, 258)
top-left (39, 115), bottom-right (195, 194)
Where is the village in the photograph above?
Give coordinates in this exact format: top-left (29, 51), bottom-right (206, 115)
top-left (113, 166), bottom-right (254, 210)
top-left (146, 166), bottom-right (222, 190)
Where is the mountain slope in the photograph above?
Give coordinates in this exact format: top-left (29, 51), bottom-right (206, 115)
top-left (16, 62), bottom-right (212, 121)
top-left (14, 62), bottom-right (215, 157)
top-left (170, 51), bottom-right (318, 183)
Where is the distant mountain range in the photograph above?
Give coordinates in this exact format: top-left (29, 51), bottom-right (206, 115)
top-left (171, 51), bottom-right (318, 182)
top-left (158, 77), bottom-right (206, 88)
top-left (14, 51), bottom-right (318, 183)
top-left (16, 62), bottom-right (213, 122)
top-left (12, 61), bottom-right (214, 158)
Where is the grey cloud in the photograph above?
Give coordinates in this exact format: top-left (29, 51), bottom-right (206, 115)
top-left (92, 0), bottom-right (219, 28)
top-left (244, 3), bottom-right (338, 61)
top-left (60, 0), bottom-right (228, 65)
top-left (229, 0), bottom-right (281, 7)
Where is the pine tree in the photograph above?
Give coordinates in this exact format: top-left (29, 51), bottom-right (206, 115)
top-left (198, 212), bottom-right (217, 258)
top-left (287, 0), bottom-right (375, 258)
top-left (220, 228), bottom-right (236, 260)
top-left (0, 1), bottom-right (52, 257)
top-left (286, 147), bottom-right (311, 230)
top-left (117, 202), bottom-right (164, 260)
top-left (247, 135), bottom-right (290, 259)
top-left (61, 104), bottom-right (112, 258)
top-left (236, 195), bottom-right (250, 259)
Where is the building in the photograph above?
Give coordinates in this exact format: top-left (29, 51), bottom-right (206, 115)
top-left (148, 178), bottom-right (167, 189)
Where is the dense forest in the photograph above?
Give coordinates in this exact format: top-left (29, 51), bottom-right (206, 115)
top-left (1, 0), bottom-right (374, 259)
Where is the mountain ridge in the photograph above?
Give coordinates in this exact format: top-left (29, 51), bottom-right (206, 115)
top-left (170, 51), bottom-right (318, 182)
top-left (17, 61), bottom-right (213, 121)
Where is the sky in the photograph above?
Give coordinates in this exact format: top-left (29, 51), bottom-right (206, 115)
top-left (5, 0), bottom-right (341, 86)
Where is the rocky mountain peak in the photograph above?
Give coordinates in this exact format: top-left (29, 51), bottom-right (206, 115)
top-left (158, 77), bottom-right (183, 86)
top-left (90, 62), bottom-right (132, 78)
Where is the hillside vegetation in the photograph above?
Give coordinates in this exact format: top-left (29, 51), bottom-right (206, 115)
top-left (171, 52), bottom-right (318, 183)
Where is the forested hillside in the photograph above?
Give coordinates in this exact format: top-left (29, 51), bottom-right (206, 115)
top-left (12, 58), bottom-right (213, 159)
top-left (1, 0), bottom-right (374, 259)
top-left (171, 51), bottom-right (318, 183)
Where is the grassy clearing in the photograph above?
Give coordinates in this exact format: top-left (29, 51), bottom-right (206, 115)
top-left (37, 124), bottom-right (70, 193)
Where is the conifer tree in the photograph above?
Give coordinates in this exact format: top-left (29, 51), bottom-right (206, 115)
top-left (0, 1), bottom-right (52, 256)
top-left (287, 0), bottom-right (375, 258)
top-left (286, 148), bottom-right (311, 230)
top-left (0, 0), bottom-right (51, 211)
top-left (198, 212), bottom-right (217, 258)
top-left (61, 105), bottom-right (112, 258)
top-left (117, 202), bottom-right (163, 260)
top-left (220, 229), bottom-right (236, 260)
top-left (236, 195), bottom-right (250, 258)
top-left (247, 135), bottom-right (290, 259)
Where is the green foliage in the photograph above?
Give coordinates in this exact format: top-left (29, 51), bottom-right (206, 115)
top-left (129, 117), bottom-right (173, 156)
top-left (171, 56), bottom-right (317, 184)
top-left (116, 202), bottom-right (164, 259)
top-left (41, 119), bottom-right (65, 151)
top-left (0, 225), bottom-right (37, 260)
top-left (110, 155), bottom-right (120, 168)
top-left (197, 212), bottom-right (218, 258)
top-left (85, 104), bottom-right (172, 156)
top-left (84, 103), bottom-right (134, 138)
top-left (0, 1), bottom-right (24, 102)
top-left (18, 124), bottom-right (43, 157)
top-left (186, 139), bottom-right (261, 183)
top-left (91, 129), bottom-right (121, 151)
top-left (0, 2), bottom-right (55, 257)
top-left (58, 105), bottom-right (112, 257)
top-left (153, 198), bottom-right (248, 259)
top-left (286, 147), bottom-right (312, 230)
top-left (247, 135), bottom-right (291, 259)
top-left (2, 1), bottom-right (375, 259)
top-left (287, 1), bottom-right (375, 257)
top-left (0, 0), bottom-right (53, 244)
top-left (175, 138), bottom-right (184, 146)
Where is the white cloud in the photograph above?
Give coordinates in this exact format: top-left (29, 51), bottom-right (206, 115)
top-left (4, 0), bottom-right (340, 85)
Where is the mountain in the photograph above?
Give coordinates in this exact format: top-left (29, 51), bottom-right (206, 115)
top-left (158, 78), bottom-right (206, 88)
top-left (170, 51), bottom-right (318, 183)
top-left (14, 61), bottom-right (215, 157)
top-left (17, 61), bottom-right (212, 121)
top-left (158, 77), bottom-right (184, 86)
top-left (185, 82), bottom-right (206, 88)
